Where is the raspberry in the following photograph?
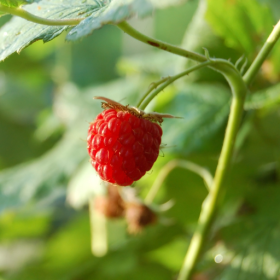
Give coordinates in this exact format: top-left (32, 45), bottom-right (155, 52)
top-left (87, 107), bottom-right (163, 186)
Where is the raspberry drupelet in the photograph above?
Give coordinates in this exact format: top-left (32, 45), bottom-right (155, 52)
top-left (87, 106), bottom-right (163, 186)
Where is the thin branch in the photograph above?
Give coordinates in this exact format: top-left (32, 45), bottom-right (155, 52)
top-left (118, 21), bottom-right (207, 63)
top-left (145, 159), bottom-right (213, 204)
top-left (243, 20), bottom-right (280, 86)
top-left (137, 77), bottom-right (170, 109)
top-left (0, 4), bottom-right (84, 26)
top-left (138, 61), bottom-right (212, 110)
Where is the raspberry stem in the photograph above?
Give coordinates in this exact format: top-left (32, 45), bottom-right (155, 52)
top-left (137, 76), bottom-right (170, 109)
top-left (137, 61), bottom-right (212, 110)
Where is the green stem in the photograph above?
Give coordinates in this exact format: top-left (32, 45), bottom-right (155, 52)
top-left (138, 61), bottom-right (211, 110)
top-left (178, 94), bottom-right (245, 280)
top-left (145, 159), bottom-right (213, 205)
top-left (118, 21), bottom-right (206, 63)
top-left (137, 77), bottom-right (170, 109)
top-left (118, 21), bottom-right (242, 97)
top-left (243, 20), bottom-right (280, 86)
top-left (117, 21), bottom-right (248, 280)
top-left (0, 4), bottom-right (84, 25)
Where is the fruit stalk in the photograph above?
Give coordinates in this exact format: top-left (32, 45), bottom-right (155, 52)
top-left (138, 61), bottom-right (212, 110)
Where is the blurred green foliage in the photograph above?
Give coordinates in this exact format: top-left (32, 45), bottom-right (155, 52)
top-left (0, 0), bottom-right (279, 279)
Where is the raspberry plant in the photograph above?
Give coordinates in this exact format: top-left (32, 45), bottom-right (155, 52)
top-left (0, 0), bottom-right (280, 280)
top-left (87, 99), bottom-right (163, 186)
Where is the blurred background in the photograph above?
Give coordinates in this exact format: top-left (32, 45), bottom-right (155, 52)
top-left (0, 0), bottom-right (280, 279)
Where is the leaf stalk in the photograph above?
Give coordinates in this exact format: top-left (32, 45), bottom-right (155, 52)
top-left (0, 4), bottom-right (84, 26)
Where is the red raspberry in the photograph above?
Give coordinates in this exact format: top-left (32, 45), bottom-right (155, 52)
top-left (87, 108), bottom-right (163, 186)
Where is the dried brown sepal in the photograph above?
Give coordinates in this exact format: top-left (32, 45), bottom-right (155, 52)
top-left (93, 96), bottom-right (181, 124)
top-left (124, 202), bottom-right (157, 234)
top-left (94, 184), bottom-right (124, 218)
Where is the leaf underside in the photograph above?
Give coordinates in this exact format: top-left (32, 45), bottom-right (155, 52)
top-left (0, 0), bottom-right (34, 8)
top-left (0, 0), bottom-right (104, 61)
top-left (0, 0), bottom-right (187, 62)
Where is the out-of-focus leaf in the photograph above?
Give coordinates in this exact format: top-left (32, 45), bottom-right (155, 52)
top-left (8, 211), bottom-right (183, 280)
top-left (0, 132), bottom-right (85, 214)
top-left (0, 240), bottom-right (44, 272)
top-left (258, 0), bottom-right (280, 21)
top-left (0, 0), bottom-right (103, 61)
top-left (146, 237), bottom-right (188, 271)
top-left (245, 83), bottom-right (280, 110)
top-left (215, 196), bottom-right (280, 280)
top-left (0, 0), bottom-right (34, 17)
top-left (0, 0), bottom-right (33, 8)
top-left (0, 0), bottom-right (190, 61)
top-left (66, 0), bottom-right (189, 41)
top-left (205, 0), bottom-right (274, 54)
top-left (154, 0), bottom-right (198, 45)
top-left (0, 211), bottom-right (50, 240)
top-left (117, 51), bottom-right (180, 77)
top-left (67, 160), bottom-right (105, 209)
top-left (0, 72), bottom-right (51, 124)
top-left (179, 0), bottom-right (240, 83)
top-left (153, 83), bottom-right (230, 155)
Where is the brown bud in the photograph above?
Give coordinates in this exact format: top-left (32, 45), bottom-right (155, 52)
top-left (125, 202), bottom-right (157, 234)
top-left (94, 184), bottom-right (124, 218)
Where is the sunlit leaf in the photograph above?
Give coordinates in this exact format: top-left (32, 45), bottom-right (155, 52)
top-left (245, 83), bottom-right (280, 110)
top-left (67, 0), bottom-right (189, 41)
top-left (0, 0), bottom-right (34, 17)
top-left (0, 0), bottom-right (33, 7)
top-left (0, 0), bottom-right (189, 61)
top-left (0, 0), bottom-right (104, 61)
top-left (154, 83), bottom-right (230, 155)
top-left (205, 0), bottom-right (274, 54)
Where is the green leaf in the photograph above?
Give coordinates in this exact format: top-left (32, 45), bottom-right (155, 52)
top-left (66, 0), bottom-right (189, 41)
top-left (216, 198), bottom-right (280, 280)
top-left (0, 0), bottom-right (189, 61)
top-left (0, 0), bottom-right (34, 16)
top-left (179, 0), bottom-right (240, 83)
top-left (0, 0), bottom-right (104, 61)
top-left (205, 0), bottom-right (274, 54)
top-left (0, 0), bottom-right (33, 8)
top-left (258, 0), bottom-right (280, 21)
top-left (154, 83), bottom-right (230, 155)
top-left (245, 83), bottom-right (280, 111)
top-left (67, 160), bottom-right (105, 209)
top-left (0, 132), bottom-right (86, 213)
top-left (117, 51), bottom-right (180, 77)
top-left (0, 211), bottom-right (50, 240)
